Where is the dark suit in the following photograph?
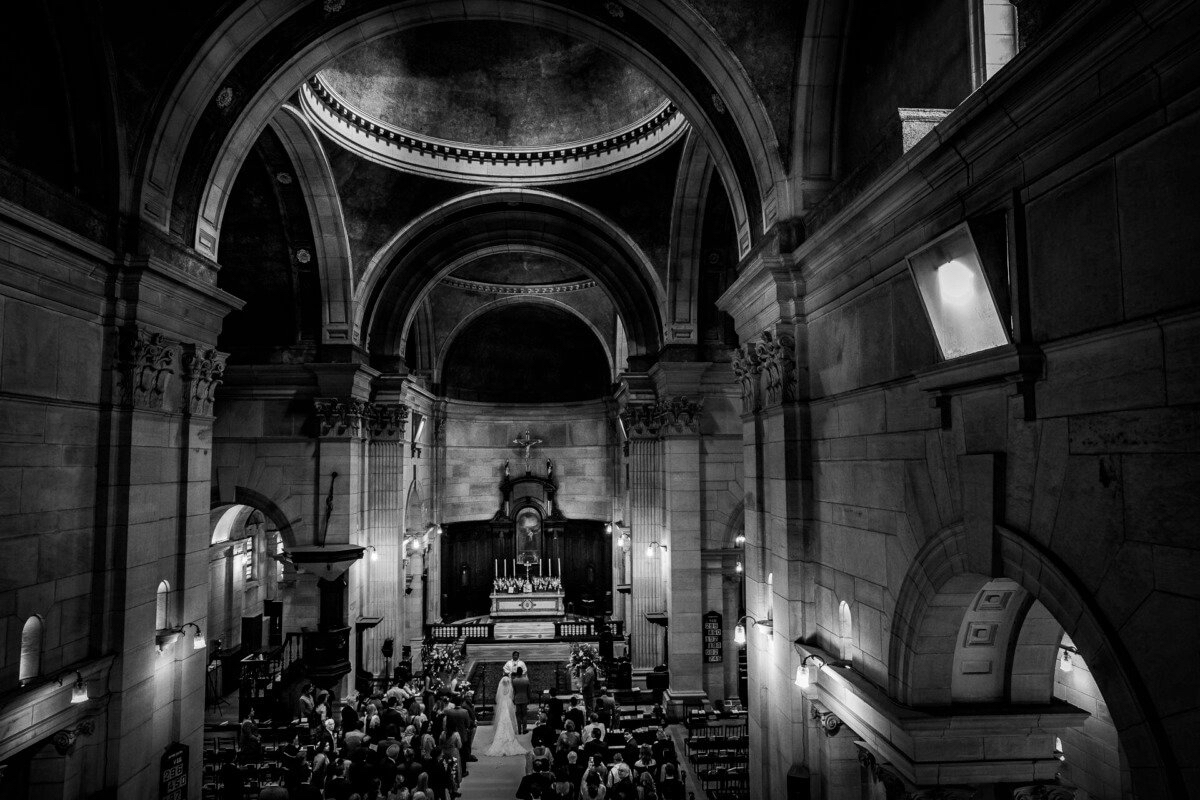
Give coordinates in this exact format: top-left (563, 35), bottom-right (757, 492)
top-left (443, 705), bottom-right (473, 763)
top-left (511, 675), bottom-right (532, 733)
top-left (531, 722), bottom-right (556, 749)
top-left (565, 706), bottom-right (586, 732)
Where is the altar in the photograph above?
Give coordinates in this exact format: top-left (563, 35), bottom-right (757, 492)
top-left (489, 590), bottom-right (566, 618)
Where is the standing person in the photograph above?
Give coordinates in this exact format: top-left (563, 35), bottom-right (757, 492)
top-left (460, 689), bottom-right (478, 763)
top-left (503, 650), bottom-right (527, 677)
top-left (530, 712), bottom-right (556, 750)
top-left (511, 666), bottom-right (532, 734)
top-left (442, 696), bottom-right (473, 774)
top-left (580, 663), bottom-right (597, 713)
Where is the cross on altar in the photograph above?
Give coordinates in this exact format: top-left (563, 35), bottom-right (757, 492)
top-left (512, 429), bottom-right (542, 472)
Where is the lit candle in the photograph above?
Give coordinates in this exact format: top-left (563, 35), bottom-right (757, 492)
top-left (557, 557), bottom-right (561, 577)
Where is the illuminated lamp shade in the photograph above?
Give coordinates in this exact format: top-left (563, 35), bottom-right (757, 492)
top-left (734, 624), bottom-right (746, 645)
top-left (71, 674), bottom-right (88, 704)
top-left (735, 561), bottom-right (743, 573)
top-left (193, 630), bottom-right (207, 650)
top-left (645, 543), bottom-right (654, 558)
top-left (618, 532), bottom-right (629, 548)
top-left (936, 259), bottom-right (975, 304)
top-left (605, 522), bottom-right (613, 535)
top-left (734, 533), bottom-right (746, 546)
top-left (1059, 648), bottom-right (1074, 673)
top-left (794, 665), bottom-right (807, 689)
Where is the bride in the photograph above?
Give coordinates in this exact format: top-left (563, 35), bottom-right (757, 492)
top-left (484, 675), bottom-right (528, 757)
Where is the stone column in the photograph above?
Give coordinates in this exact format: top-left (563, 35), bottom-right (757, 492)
top-left (620, 394), bottom-right (664, 676)
top-left (657, 392), bottom-right (707, 712)
top-left (311, 364), bottom-right (377, 694)
top-left (360, 401), bottom-right (407, 679)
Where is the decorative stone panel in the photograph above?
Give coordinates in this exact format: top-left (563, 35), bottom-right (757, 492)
top-left (114, 324), bottom-right (179, 411)
top-left (180, 344), bottom-right (228, 417)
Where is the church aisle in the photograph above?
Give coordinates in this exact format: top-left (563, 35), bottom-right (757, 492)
top-left (457, 723), bottom-right (532, 800)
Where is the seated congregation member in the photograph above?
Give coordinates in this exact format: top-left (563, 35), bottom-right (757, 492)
top-left (582, 712), bottom-right (606, 741)
top-left (515, 757), bottom-right (553, 800)
top-left (547, 766), bottom-right (575, 799)
top-left (530, 712), bottom-right (557, 749)
top-left (565, 697), bottom-right (587, 732)
top-left (583, 727), bottom-right (609, 764)
top-left (657, 763), bottom-right (685, 800)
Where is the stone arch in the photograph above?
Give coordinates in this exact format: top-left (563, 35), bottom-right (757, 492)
top-left (267, 105), bottom-right (355, 345)
top-left (360, 189), bottom-right (665, 363)
top-left (789, 0), bottom-right (853, 209)
top-left (433, 295), bottom-right (615, 383)
top-left (665, 130), bottom-right (715, 345)
top-left (211, 486), bottom-right (298, 550)
top-left (889, 524), bottom-right (1184, 796)
top-left (137, 0), bottom-right (787, 262)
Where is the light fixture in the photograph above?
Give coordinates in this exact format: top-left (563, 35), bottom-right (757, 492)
top-left (181, 622), bottom-right (207, 651)
top-left (58, 671), bottom-right (87, 704)
top-left (368, 545), bottom-right (379, 562)
top-left (411, 412), bottom-right (426, 458)
top-left (936, 259), bottom-right (975, 305)
top-left (734, 533), bottom-right (746, 546)
top-left (794, 654), bottom-right (825, 690)
top-left (605, 522), bottom-right (613, 535)
top-left (645, 541), bottom-right (667, 558)
top-left (733, 614), bottom-right (772, 646)
top-left (735, 561), bottom-right (743, 573)
top-left (617, 531), bottom-right (629, 549)
top-left (1059, 645), bottom-right (1077, 673)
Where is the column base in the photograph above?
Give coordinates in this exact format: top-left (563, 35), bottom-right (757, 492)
top-left (663, 687), bottom-right (708, 722)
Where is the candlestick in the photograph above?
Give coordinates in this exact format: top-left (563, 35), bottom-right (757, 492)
top-left (557, 557), bottom-right (561, 577)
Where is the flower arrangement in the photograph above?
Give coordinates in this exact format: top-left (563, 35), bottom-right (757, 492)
top-left (567, 643), bottom-right (602, 678)
top-left (420, 642), bottom-right (465, 679)
top-left (493, 576), bottom-right (562, 593)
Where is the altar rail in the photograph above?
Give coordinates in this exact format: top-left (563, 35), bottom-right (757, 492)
top-left (427, 622), bottom-right (495, 642)
top-left (426, 620), bottom-right (623, 642)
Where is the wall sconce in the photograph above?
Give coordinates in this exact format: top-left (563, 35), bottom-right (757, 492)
top-left (794, 654), bottom-right (826, 690)
top-left (734, 532), bottom-right (746, 546)
top-left (735, 561), bottom-right (743, 573)
top-left (181, 622), bottom-right (207, 651)
top-left (1059, 645), bottom-right (1077, 673)
top-left (368, 545), bottom-right (379, 562)
top-left (160, 623), bottom-right (206, 652)
top-left (57, 671), bottom-right (88, 704)
top-left (644, 541), bottom-right (667, 558)
top-left (733, 614), bottom-right (772, 645)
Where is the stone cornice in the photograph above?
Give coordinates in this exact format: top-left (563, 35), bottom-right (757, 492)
top-left (302, 76), bottom-right (689, 184)
top-left (439, 276), bottom-right (598, 295)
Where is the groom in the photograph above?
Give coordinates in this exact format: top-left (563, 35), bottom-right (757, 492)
top-left (511, 666), bottom-right (532, 734)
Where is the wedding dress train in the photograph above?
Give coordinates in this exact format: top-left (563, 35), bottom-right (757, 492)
top-left (484, 676), bottom-right (528, 757)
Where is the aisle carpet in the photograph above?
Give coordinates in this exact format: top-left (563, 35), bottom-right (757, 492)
top-left (456, 721), bottom-right (531, 800)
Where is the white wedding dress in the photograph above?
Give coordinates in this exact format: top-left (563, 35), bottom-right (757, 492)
top-left (485, 676), bottom-right (528, 757)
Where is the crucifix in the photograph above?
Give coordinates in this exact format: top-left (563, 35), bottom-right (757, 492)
top-left (512, 429), bottom-right (543, 473)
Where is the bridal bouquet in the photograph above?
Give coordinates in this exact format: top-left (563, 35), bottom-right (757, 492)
top-left (420, 642), bottom-right (464, 679)
top-left (567, 643), bottom-right (601, 678)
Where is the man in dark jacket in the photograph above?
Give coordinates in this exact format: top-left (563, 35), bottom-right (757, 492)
top-left (511, 666), bottom-right (532, 734)
top-left (530, 712), bottom-right (556, 749)
top-left (443, 695), bottom-right (473, 775)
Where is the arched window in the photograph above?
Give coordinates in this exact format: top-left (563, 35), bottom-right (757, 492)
top-left (19, 615), bottom-right (43, 685)
top-left (156, 580), bottom-right (170, 631)
top-left (839, 601), bottom-right (854, 662)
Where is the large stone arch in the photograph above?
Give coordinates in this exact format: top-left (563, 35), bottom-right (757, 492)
top-left (267, 105), bottom-right (355, 345)
top-left (665, 130), bottom-right (715, 345)
top-left (136, 0), bottom-right (788, 263)
top-left (888, 524), bottom-right (1184, 797)
top-left (360, 189), bottom-right (665, 365)
top-left (211, 485), bottom-right (298, 550)
top-left (432, 295), bottom-right (616, 383)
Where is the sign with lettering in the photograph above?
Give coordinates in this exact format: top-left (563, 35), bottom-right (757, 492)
top-left (160, 742), bottom-right (188, 800)
top-left (703, 611), bottom-right (723, 663)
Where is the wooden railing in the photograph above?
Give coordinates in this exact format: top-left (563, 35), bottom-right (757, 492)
top-left (555, 619), bottom-right (625, 640)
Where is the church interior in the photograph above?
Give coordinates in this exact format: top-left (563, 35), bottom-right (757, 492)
top-left (0, 0), bottom-right (1197, 798)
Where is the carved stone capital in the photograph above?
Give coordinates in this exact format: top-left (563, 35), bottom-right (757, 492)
top-left (364, 402), bottom-right (408, 439)
top-left (115, 325), bottom-right (179, 411)
top-left (180, 344), bottom-right (228, 416)
top-left (51, 720), bottom-right (95, 755)
top-left (314, 397), bottom-right (367, 437)
top-left (755, 330), bottom-right (797, 408)
top-left (731, 343), bottom-right (762, 414)
top-left (620, 401), bottom-right (663, 439)
top-left (657, 396), bottom-right (703, 434)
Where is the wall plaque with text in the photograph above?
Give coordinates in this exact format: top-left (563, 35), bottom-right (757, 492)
top-left (160, 742), bottom-right (188, 800)
top-left (703, 611), bottom-right (723, 663)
